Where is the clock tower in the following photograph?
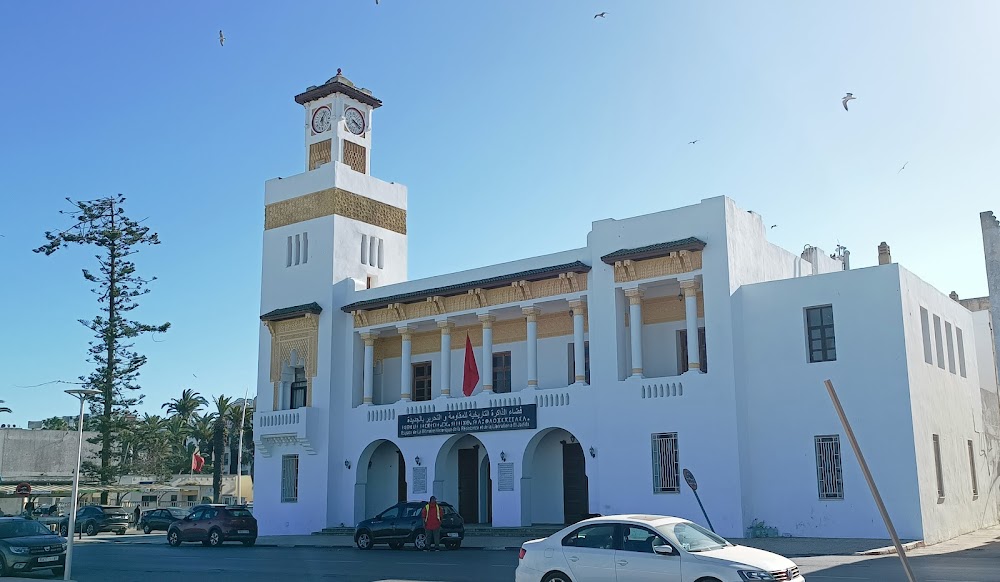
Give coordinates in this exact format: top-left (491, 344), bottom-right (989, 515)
top-left (296, 69), bottom-right (381, 175)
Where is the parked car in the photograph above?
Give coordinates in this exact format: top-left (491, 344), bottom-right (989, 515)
top-left (167, 505), bottom-right (257, 547)
top-left (354, 501), bottom-right (464, 551)
top-left (139, 507), bottom-right (188, 534)
top-left (515, 514), bottom-right (804, 582)
top-left (58, 505), bottom-right (129, 537)
top-left (0, 517), bottom-right (67, 577)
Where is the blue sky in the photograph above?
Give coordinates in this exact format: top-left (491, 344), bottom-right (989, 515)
top-left (1, 1), bottom-right (997, 425)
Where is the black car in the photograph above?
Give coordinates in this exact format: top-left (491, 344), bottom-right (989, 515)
top-left (355, 501), bottom-right (464, 551)
top-left (0, 517), bottom-right (67, 577)
top-left (139, 507), bottom-right (188, 534)
top-left (59, 505), bottom-right (129, 537)
top-left (167, 505), bottom-right (257, 547)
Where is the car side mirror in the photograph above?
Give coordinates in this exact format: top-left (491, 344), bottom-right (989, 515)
top-left (653, 545), bottom-right (675, 556)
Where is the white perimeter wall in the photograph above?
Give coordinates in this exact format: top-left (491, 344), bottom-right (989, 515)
top-left (735, 265), bottom-right (923, 539)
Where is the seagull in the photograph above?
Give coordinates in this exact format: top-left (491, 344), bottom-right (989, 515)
top-left (770, 225), bottom-right (778, 229)
top-left (219, 30), bottom-right (225, 46)
top-left (688, 140), bottom-right (699, 145)
top-left (594, 12), bottom-right (608, 18)
top-left (192, 374), bottom-right (198, 379)
top-left (842, 93), bottom-right (855, 111)
top-left (898, 161), bottom-right (908, 174)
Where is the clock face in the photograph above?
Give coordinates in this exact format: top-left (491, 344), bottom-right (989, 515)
top-left (345, 107), bottom-right (366, 135)
top-left (311, 106), bottom-right (332, 134)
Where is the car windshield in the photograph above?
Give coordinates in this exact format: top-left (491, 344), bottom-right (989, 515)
top-left (227, 509), bottom-right (253, 517)
top-left (0, 520), bottom-right (54, 539)
top-left (168, 508), bottom-right (188, 519)
top-left (661, 522), bottom-right (730, 552)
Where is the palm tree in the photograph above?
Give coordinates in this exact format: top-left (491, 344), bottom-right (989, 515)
top-left (164, 415), bottom-right (192, 474)
top-left (162, 389), bottom-right (207, 422)
top-left (130, 414), bottom-right (170, 477)
top-left (208, 396), bottom-right (234, 503)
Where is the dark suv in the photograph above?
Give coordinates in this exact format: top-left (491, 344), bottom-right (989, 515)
top-left (167, 505), bottom-right (257, 547)
top-left (355, 501), bottom-right (464, 550)
top-left (58, 505), bottom-right (129, 537)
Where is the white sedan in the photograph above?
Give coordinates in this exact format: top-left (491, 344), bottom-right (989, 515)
top-left (515, 514), bottom-right (804, 582)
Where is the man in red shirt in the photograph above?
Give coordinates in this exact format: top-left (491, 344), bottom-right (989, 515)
top-left (421, 496), bottom-right (443, 551)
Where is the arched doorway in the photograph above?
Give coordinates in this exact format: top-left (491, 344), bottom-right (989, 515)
top-left (522, 428), bottom-right (589, 526)
top-left (356, 439), bottom-right (406, 521)
top-left (434, 434), bottom-right (492, 525)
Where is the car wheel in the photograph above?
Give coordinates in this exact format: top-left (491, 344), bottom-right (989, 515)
top-left (0, 555), bottom-right (7, 577)
top-left (388, 541), bottom-right (403, 550)
top-left (52, 566), bottom-right (66, 577)
top-left (143, 525), bottom-right (152, 534)
top-left (208, 529), bottom-right (223, 547)
top-left (167, 530), bottom-right (182, 547)
top-left (85, 522), bottom-right (98, 536)
top-left (242, 539), bottom-right (256, 547)
top-left (60, 524), bottom-right (69, 537)
top-left (413, 532), bottom-right (427, 551)
top-left (355, 530), bottom-right (373, 550)
top-left (116, 529), bottom-right (126, 535)
top-left (542, 572), bottom-right (572, 582)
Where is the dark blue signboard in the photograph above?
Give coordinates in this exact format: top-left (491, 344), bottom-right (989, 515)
top-left (398, 404), bottom-right (537, 438)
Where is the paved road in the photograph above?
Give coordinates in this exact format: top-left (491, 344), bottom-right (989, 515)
top-left (12, 541), bottom-right (1000, 581)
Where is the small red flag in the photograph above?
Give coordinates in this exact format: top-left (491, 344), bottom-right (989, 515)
top-left (462, 334), bottom-right (480, 397)
top-left (192, 450), bottom-right (205, 473)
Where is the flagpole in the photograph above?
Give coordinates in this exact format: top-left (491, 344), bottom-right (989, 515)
top-left (237, 387), bottom-right (249, 505)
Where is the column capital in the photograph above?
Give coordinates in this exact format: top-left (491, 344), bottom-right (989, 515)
top-left (360, 330), bottom-right (379, 346)
top-left (436, 319), bottom-right (455, 331)
top-left (397, 325), bottom-right (416, 339)
top-left (522, 306), bottom-right (542, 321)
top-left (624, 287), bottom-right (644, 304)
top-left (478, 313), bottom-right (496, 327)
top-left (568, 298), bottom-right (587, 312)
top-left (679, 278), bottom-right (700, 297)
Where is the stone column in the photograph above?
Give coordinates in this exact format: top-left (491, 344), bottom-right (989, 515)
top-left (438, 320), bottom-right (453, 398)
top-left (569, 299), bottom-right (587, 385)
top-left (624, 288), bottom-right (644, 378)
top-left (360, 331), bottom-right (377, 405)
top-left (523, 307), bottom-right (542, 389)
top-left (399, 325), bottom-right (414, 401)
top-left (479, 314), bottom-right (496, 392)
top-left (680, 279), bottom-right (702, 373)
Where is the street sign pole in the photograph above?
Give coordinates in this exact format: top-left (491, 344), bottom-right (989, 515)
top-left (823, 380), bottom-right (917, 582)
top-left (683, 468), bottom-right (715, 533)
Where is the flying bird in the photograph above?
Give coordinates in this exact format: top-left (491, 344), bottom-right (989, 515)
top-left (219, 30), bottom-right (225, 46)
top-left (688, 140), bottom-right (699, 145)
top-left (594, 12), bottom-right (608, 18)
top-left (770, 225), bottom-right (778, 229)
top-left (898, 161), bottom-right (908, 174)
top-left (842, 93), bottom-right (855, 111)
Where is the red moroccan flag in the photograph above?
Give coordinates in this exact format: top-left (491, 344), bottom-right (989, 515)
top-left (192, 450), bottom-right (205, 473)
top-left (462, 334), bottom-right (480, 397)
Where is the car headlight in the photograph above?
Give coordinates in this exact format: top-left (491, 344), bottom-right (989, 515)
top-left (8, 546), bottom-right (30, 555)
top-left (739, 571), bottom-right (775, 581)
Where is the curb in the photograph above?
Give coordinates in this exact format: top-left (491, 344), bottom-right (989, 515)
top-left (856, 540), bottom-right (924, 556)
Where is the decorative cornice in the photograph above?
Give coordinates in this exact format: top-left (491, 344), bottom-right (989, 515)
top-left (600, 237), bottom-right (706, 264)
top-left (264, 187), bottom-right (406, 234)
top-left (613, 251), bottom-right (703, 283)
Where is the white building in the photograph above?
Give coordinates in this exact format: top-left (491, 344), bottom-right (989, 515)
top-left (253, 73), bottom-right (1000, 544)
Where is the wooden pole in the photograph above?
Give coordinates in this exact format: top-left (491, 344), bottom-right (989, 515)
top-left (823, 380), bottom-right (918, 582)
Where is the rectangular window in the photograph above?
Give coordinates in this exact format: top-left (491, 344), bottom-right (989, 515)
top-left (492, 352), bottom-right (512, 394)
top-left (806, 306), bottom-right (836, 363)
top-left (361, 234), bottom-right (369, 265)
top-left (413, 362), bottom-right (432, 402)
top-left (294, 234), bottom-right (301, 265)
top-left (567, 341), bottom-right (591, 384)
top-left (369, 236), bottom-right (378, 267)
top-left (141, 495), bottom-right (157, 503)
top-left (651, 432), bottom-right (680, 494)
top-left (933, 434), bottom-right (945, 500)
top-left (920, 307), bottom-right (933, 365)
top-left (281, 455), bottom-right (299, 503)
top-left (678, 328), bottom-right (708, 373)
top-left (814, 435), bottom-right (844, 500)
top-left (290, 367), bottom-right (307, 409)
top-left (302, 232), bottom-right (308, 264)
top-left (377, 238), bottom-right (385, 269)
top-left (968, 440), bottom-right (978, 498)
top-left (933, 315), bottom-right (945, 370)
top-left (957, 327), bottom-right (967, 378)
top-left (945, 322), bottom-right (956, 374)
top-left (286, 236), bottom-right (293, 268)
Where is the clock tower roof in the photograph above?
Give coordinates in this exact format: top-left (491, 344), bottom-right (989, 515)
top-left (294, 69), bottom-right (382, 109)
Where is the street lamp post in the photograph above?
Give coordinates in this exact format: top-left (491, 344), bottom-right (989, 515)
top-left (64, 388), bottom-right (100, 581)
